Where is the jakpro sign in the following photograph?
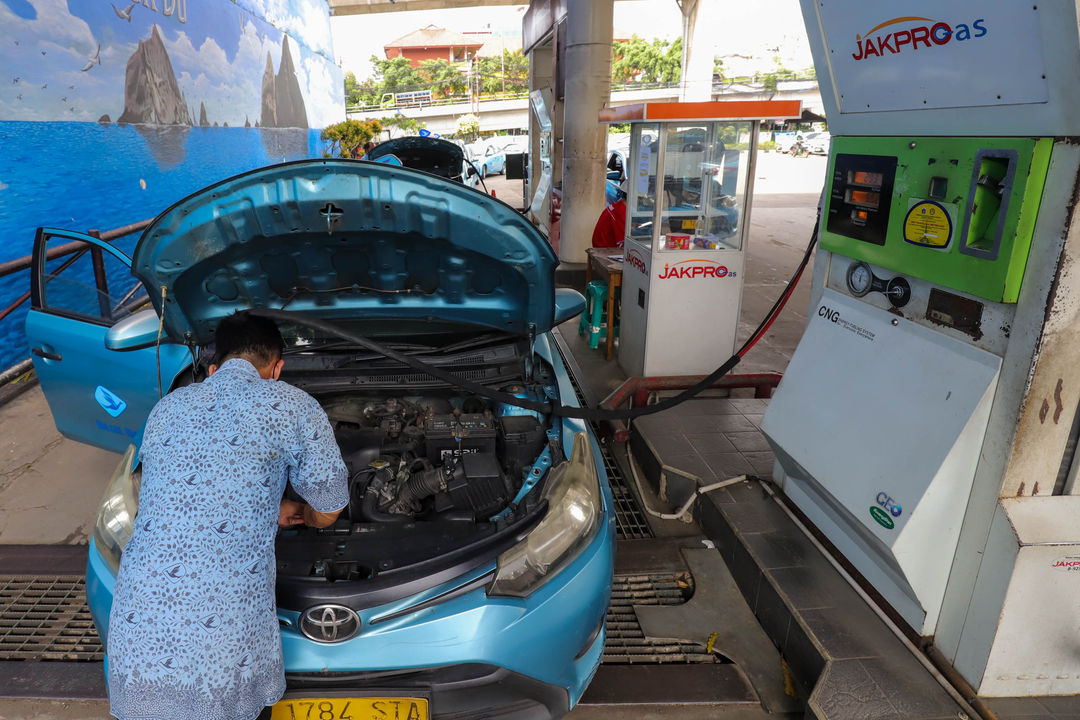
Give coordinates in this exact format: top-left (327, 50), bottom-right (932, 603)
top-left (657, 259), bottom-right (734, 281)
top-left (816, 1), bottom-right (1048, 113)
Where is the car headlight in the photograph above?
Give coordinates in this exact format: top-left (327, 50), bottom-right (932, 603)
top-left (488, 432), bottom-right (601, 598)
top-left (93, 444), bottom-right (140, 574)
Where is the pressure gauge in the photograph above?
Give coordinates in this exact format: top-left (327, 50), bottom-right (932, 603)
top-left (846, 261), bottom-right (875, 297)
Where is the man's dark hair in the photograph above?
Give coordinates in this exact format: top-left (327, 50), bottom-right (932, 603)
top-left (211, 311), bottom-right (284, 368)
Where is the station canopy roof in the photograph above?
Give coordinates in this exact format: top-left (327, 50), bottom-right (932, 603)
top-left (330, 0), bottom-right (522, 16)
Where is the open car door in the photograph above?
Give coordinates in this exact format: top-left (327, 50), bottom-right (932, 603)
top-left (25, 228), bottom-right (191, 453)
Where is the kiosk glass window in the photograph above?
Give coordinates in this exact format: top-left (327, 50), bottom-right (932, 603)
top-left (658, 122), bottom-right (749, 252)
top-left (627, 123), bottom-right (660, 244)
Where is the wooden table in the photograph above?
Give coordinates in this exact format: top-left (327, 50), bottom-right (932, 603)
top-left (585, 247), bottom-right (624, 361)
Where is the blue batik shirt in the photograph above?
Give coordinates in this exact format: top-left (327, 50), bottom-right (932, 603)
top-left (107, 358), bottom-right (348, 720)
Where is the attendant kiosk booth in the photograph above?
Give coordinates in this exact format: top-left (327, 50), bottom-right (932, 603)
top-left (599, 101), bottom-right (801, 377)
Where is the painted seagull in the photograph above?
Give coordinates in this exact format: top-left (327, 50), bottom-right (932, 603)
top-left (112, 2), bottom-right (136, 21)
top-left (81, 45), bottom-right (101, 72)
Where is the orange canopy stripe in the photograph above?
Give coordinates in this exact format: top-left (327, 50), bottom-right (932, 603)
top-left (599, 100), bottom-right (802, 123)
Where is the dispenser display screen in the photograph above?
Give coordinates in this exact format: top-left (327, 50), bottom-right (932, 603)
top-left (827, 154), bottom-right (898, 246)
top-left (849, 171), bottom-right (884, 187)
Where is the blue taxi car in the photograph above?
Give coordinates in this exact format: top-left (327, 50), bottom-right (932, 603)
top-left (25, 159), bottom-right (615, 720)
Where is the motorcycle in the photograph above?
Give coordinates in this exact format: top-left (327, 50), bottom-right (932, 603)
top-left (789, 139), bottom-right (809, 158)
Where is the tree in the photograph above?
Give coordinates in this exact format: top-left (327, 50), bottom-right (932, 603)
top-left (379, 115), bottom-right (426, 139)
top-left (370, 55), bottom-right (422, 99)
top-left (455, 113), bottom-right (480, 142)
top-left (344, 71), bottom-right (361, 106)
top-left (343, 71), bottom-right (381, 107)
top-left (417, 59), bottom-right (467, 98)
top-left (611, 35), bottom-right (682, 84)
top-left (476, 49), bottom-right (529, 95)
top-left (321, 118), bottom-right (383, 158)
top-left (759, 59), bottom-right (793, 98)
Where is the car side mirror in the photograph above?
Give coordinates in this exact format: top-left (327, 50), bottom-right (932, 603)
top-left (466, 165), bottom-right (478, 177)
top-left (554, 288), bottom-right (587, 324)
top-left (105, 308), bottom-right (162, 351)
top-left (606, 170), bottom-right (622, 181)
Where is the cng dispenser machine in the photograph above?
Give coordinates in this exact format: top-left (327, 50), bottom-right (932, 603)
top-left (598, 101), bottom-right (801, 377)
top-left (765, 0), bottom-right (1080, 698)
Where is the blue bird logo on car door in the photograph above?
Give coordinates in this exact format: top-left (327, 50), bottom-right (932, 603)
top-left (94, 386), bottom-right (127, 418)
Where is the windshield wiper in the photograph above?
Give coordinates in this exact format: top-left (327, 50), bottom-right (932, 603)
top-left (436, 332), bottom-right (512, 354)
top-left (285, 340), bottom-right (436, 356)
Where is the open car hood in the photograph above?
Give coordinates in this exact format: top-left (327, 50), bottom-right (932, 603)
top-left (132, 159), bottom-right (557, 345)
top-left (367, 136), bottom-right (465, 182)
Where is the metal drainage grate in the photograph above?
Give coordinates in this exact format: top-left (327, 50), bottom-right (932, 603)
top-left (0, 576), bottom-right (103, 661)
top-left (556, 344), bottom-right (654, 540)
top-left (0, 573), bottom-right (712, 665)
top-left (598, 438), bottom-right (653, 540)
top-left (603, 573), bottom-right (718, 664)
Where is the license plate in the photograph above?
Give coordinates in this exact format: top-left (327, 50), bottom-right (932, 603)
top-left (271, 697), bottom-right (428, 720)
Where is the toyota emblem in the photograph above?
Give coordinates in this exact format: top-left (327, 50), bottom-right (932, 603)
top-left (300, 604), bottom-right (360, 643)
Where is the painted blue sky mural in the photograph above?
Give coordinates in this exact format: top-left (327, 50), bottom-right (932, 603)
top-left (0, 0), bottom-right (344, 371)
top-left (0, 0), bottom-right (342, 127)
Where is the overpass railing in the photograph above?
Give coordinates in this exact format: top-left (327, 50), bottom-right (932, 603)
top-left (345, 74), bottom-right (818, 116)
top-left (346, 81), bottom-right (686, 114)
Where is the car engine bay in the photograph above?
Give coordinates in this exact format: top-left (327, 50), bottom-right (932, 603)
top-left (269, 336), bottom-right (566, 588)
top-left (321, 392), bottom-right (551, 524)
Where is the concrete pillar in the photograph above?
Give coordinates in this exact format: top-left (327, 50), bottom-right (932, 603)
top-left (680, 0), bottom-right (716, 102)
top-left (558, 0), bottom-right (613, 264)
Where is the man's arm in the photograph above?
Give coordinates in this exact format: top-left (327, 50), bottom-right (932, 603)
top-left (279, 499), bottom-right (341, 528)
top-left (286, 396), bottom-right (350, 527)
top-left (304, 504), bottom-right (341, 528)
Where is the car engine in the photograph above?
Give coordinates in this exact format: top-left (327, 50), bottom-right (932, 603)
top-left (316, 391), bottom-right (550, 523)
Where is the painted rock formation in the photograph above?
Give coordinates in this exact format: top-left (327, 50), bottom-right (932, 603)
top-left (117, 25), bottom-right (192, 126)
top-left (260, 36), bottom-right (308, 128)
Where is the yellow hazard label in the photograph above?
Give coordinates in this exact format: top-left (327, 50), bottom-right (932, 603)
top-left (903, 200), bottom-right (953, 248)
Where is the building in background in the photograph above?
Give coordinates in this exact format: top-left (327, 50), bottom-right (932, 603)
top-left (384, 25), bottom-right (484, 67)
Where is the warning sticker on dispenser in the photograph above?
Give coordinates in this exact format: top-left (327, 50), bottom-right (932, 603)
top-left (903, 200), bottom-right (955, 249)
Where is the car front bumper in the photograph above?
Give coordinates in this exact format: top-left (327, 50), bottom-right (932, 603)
top-left (87, 488), bottom-right (614, 718)
top-left (282, 662), bottom-right (575, 720)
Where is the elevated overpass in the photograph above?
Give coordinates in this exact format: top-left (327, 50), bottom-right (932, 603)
top-left (347, 81), bottom-right (823, 135)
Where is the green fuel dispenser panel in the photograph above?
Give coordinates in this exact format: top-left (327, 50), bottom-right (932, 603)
top-left (822, 137), bottom-right (1052, 303)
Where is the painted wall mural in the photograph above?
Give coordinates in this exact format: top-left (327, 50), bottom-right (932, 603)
top-left (0, 0), bottom-right (345, 370)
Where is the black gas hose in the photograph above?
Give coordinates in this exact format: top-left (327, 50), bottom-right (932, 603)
top-left (251, 218), bottom-right (818, 421)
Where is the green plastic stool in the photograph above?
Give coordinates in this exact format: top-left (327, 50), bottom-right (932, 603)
top-left (579, 280), bottom-right (619, 350)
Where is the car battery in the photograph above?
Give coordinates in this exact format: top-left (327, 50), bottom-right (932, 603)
top-left (425, 414), bottom-right (497, 463)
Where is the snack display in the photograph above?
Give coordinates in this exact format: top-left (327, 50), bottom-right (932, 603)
top-left (664, 233), bottom-right (722, 250)
top-left (694, 236), bottom-right (721, 249)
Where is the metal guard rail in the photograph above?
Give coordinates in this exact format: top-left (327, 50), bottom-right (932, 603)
top-left (0, 219), bottom-right (152, 380)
